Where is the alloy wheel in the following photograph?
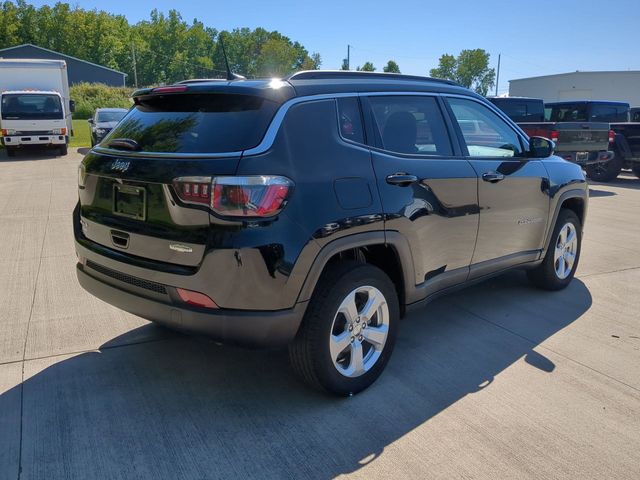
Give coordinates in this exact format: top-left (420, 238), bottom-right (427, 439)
top-left (329, 286), bottom-right (390, 378)
top-left (554, 222), bottom-right (578, 279)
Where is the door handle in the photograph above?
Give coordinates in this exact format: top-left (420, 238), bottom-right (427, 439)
top-left (482, 171), bottom-right (505, 183)
top-left (386, 173), bottom-right (418, 186)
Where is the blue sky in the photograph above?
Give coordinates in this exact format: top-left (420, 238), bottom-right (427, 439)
top-left (30, 0), bottom-right (640, 93)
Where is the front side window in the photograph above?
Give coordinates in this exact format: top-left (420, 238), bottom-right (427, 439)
top-left (447, 97), bottom-right (524, 158)
top-left (367, 96), bottom-right (452, 156)
top-left (1, 93), bottom-right (63, 120)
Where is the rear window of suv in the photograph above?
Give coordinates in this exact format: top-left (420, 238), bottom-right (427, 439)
top-left (104, 93), bottom-right (279, 153)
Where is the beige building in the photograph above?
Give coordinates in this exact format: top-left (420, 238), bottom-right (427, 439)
top-left (509, 71), bottom-right (640, 106)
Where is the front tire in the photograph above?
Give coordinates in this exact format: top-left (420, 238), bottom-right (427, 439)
top-left (585, 153), bottom-right (622, 182)
top-left (289, 261), bottom-right (399, 396)
top-left (632, 163), bottom-right (640, 179)
top-left (6, 147), bottom-right (16, 157)
top-left (527, 209), bottom-right (582, 290)
top-left (58, 144), bottom-right (68, 156)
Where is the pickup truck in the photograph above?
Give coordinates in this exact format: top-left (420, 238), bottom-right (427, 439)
top-left (488, 97), bottom-right (614, 169)
top-left (549, 101), bottom-right (640, 181)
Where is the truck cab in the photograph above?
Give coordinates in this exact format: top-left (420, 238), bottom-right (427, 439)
top-left (1, 90), bottom-right (69, 156)
top-left (0, 58), bottom-right (73, 156)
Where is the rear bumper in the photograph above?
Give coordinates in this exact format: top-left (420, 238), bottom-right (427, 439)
top-left (76, 262), bottom-right (306, 347)
top-left (557, 150), bottom-right (614, 166)
top-left (2, 135), bottom-right (67, 147)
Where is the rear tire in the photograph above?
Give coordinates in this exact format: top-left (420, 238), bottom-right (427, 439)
top-left (289, 261), bottom-right (399, 396)
top-left (585, 153), bottom-right (622, 182)
top-left (632, 163), bottom-right (640, 179)
top-left (527, 209), bottom-right (582, 291)
top-left (59, 144), bottom-right (68, 156)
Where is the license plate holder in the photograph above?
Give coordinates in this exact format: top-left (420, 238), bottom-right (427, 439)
top-left (113, 184), bottom-right (146, 221)
top-left (576, 152), bottom-right (589, 162)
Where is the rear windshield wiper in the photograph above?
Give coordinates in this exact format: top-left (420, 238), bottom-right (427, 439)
top-left (107, 138), bottom-right (141, 151)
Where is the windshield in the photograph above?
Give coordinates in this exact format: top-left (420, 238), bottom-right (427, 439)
top-left (105, 93), bottom-right (279, 153)
top-left (1, 93), bottom-right (63, 120)
top-left (96, 111), bottom-right (127, 123)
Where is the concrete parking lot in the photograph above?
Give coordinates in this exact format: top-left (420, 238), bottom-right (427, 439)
top-left (1, 148), bottom-right (639, 479)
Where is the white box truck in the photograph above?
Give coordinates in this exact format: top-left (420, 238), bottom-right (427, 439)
top-left (0, 59), bottom-right (74, 156)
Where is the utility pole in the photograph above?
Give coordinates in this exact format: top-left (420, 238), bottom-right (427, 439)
top-left (131, 43), bottom-right (138, 88)
top-left (495, 53), bottom-right (501, 96)
top-left (347, 45), bottom-right (351, 71)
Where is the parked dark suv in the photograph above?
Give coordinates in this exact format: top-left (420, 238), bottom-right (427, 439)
top-left (74, 71), bottom-right (588, 395)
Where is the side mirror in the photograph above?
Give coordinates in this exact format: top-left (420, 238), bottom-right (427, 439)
top-left (87, 118), bottom-right (93, 124)
top-left (69, 100), bottom-right (76, 113)
top-left (528, 136), bottom-right (555, 158)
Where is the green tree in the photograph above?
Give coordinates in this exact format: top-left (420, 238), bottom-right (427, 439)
top-left (341, 58), bottom-right (349, 70)
top-left (299, 52), bottom-right (321, 70)
top-left (429, 49), bottom-right (495, 95)
top-left (383, 60), bottom-right (401, 73)
top-left (214, 28), bottom-right (320, 78)
top-left (357, 62), bottom-right (376, 72)
top-left (0, 1), bottom-right (320, 84)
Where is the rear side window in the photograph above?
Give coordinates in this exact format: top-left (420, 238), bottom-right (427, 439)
top-left (105, 94), bottom-right (279, 153)
top-left (337, 97), bottom-right (365, 144)
top-left (447, 97), bottom-right (524, 158)
top-left (367, 96), bottom-right (453, 156)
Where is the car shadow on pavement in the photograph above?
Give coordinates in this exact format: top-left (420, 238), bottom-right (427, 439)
top-left (0, 272), bottom-right (592, 479)
top-left (590, 174), bottom-right (640, 191)
top-left (0, 148), bottom-right (62, 162)
top-left (588, 188), bottom-right (616, 198)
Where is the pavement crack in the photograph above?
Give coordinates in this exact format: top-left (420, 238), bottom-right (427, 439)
top-left (578, 265), bottom-right (640, 279)
top-left (17, 170), bottom-right (53, 480)
top-left (0, 335), bottom-right (178, 368)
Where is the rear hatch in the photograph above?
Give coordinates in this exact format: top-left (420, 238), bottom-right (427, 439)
top-left (78, 84), bottom-right (292, 267)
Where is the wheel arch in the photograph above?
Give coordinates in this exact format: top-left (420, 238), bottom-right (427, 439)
top-left (296, 231), bottom-right (416, 315)
top-left (542, 189), bottom-right (587, 257)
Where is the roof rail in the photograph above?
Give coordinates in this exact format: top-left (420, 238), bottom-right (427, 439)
top-left (286, 70), bottom-right (459, 86)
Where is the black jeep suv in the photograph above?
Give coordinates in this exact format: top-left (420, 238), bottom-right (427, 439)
top-left (74, 71), bottom-right (588, 395)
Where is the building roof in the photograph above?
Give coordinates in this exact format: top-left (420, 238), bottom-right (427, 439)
top-left (0, 44), bottom-right (127, 76)
top-left (510, 70), bottom-right (640, 83)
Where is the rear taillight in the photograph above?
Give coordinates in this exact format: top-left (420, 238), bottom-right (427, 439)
top-left (172, 175), bottom-right (293, 217)
top-left (550, 130), bottom-right (559, 143)
top-left (176, 288), bottom-right (218, 309)
top-left (173, 176), bottom-right (212, 205)
top-left (609, 129), bottom-right (616, 144)
top-left (211, 176), bottom-right (293, 217)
